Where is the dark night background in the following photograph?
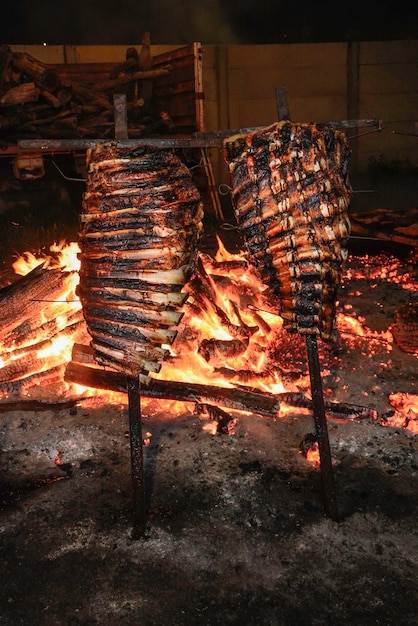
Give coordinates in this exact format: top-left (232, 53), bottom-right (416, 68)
top-left (0, 0), bottom-right (416, 45)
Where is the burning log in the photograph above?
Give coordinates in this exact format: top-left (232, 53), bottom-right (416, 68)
top-left (1, 264), bottom-right (71, 334)
top-left (65, 360), bottom-right (281, 416)
top-left (66, 343), bottom-right (377, 421)
top-left (0, 246), bottom-right (85, 398)
top-left (0, 364), bottom-right (67, 397)
top-left (0, 351), bottom-right (65, 384)
top-left (188, 258), bottom-right (259, 340)
top-left (213, 365), bottom-right (300, 386)
top-left (0, 263), bottom-right (81, 337)
top-left (198, 337), bottom-right (249, 364)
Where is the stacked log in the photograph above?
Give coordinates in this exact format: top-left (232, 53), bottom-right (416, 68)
top-left (0, 38), bottom-right (173, 145)
top-left (0, 263), bottom-right (86, 396)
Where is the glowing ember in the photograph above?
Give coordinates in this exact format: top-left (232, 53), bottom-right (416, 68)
top-left (143, 432), bottom-right (152, 446)
top-left (55, 448), bottom-right (64, 465)
top-left (343, 253), bottom-right (415, 290)
top-left (386, 392), bottom-right (418, 433)
top-left (306, 444), bottom-right (320, 466)
top-left (337, 313), bottom-right (393, 352)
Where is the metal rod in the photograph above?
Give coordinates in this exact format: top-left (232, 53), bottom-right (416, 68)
top-left (127, 374), bottom-right (147, 539)
top-left (17, 119), bottom-right (382, 152)
top-left (113, 94), bottom-right (129, 140)
top-left (305, 334), bottom-right (339, 521)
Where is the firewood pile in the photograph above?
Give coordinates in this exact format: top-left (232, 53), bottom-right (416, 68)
top-left (0, 34), bottom-right (174, 145)
top-left (0, 261), bottom-right (87, 396)
top-left (350, 206), bottom-right (418, 247)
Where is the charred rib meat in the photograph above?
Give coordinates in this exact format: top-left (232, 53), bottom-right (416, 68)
top-left (77, 143), bottom-right (203, 383)
top-left (223, 121), bottom-right (352, 341)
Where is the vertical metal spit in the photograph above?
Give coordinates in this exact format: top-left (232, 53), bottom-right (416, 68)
top-left (127, 375), bottom-right (147, 538)
top-left (305, 334), bottom-right (339, 521)
top-left (114, 96), bottom-right (148, 539)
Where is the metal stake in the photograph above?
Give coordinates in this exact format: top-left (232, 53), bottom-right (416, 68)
top-left (305, 334), bottom-right (339, 521)
top-left (127, 374), bottom-right (147, 538)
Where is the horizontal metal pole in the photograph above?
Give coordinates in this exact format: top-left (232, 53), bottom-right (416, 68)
top-left (18, 137), bottom-right (225, 151)
top-left (18, 119), bottom-right (382, 152)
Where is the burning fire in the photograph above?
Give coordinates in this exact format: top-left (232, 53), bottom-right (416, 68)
top-left (1, 241), bottom-right (83, 391)
top-left (1, 238), bottom-right (417, 440)
top-left (305, 445), bottom-right (320, 465)
top-left (154, 235), bottom-right (288, 393)
top-left (12, 240), bottom-right (81, 275)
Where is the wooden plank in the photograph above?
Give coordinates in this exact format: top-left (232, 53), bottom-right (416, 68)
top-left (154, 81), bottom-right (196, 96)
top-left (276, 87), bottom-right (290, 120)
top-left (49, 44), bottom-right (204, 136)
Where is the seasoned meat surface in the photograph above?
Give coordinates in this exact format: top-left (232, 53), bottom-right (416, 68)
top-left (223, 121), bottom-right (352, 341)
top-left (78, 142), bottom-right (203, 383)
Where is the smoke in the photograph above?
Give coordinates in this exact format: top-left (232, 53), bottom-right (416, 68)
top-left (1, 0), bottom-right (239, 45)
top-left (1, 0), bottom-right (415, 45)
top-left (149, 0), bottom-right (239, 44)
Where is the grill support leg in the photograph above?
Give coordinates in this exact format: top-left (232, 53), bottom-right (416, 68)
top-left (127, 375), bottom-right (147, 538)
top-left (305, 334), bottom-right (339, 522)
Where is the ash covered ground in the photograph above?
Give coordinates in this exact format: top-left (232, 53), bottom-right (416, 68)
top-left (0, 395), bottom-right (417, 625)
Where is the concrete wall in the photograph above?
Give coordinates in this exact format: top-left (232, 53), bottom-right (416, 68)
top-left (8, 40), bottom-right (418, 182)
top-left (202, 40), bottom-right (418, 183)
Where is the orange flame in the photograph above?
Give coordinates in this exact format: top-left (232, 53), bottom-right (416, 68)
top-left (305, 443), bottom-right (320, 466)
top-left (12, 240), bottom-right (81, 275)
top-left (2, 240), bottom-right (417, 440)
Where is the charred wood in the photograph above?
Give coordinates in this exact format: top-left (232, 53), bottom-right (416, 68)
top-left (0, 348), bottom-right (69, 384)
top-left (0, 398), bottom-right (82, 413)
top-left (0, 82), bottom-right (39, 106)
top-left (198, 337), bottom-right (249, 364)
top-left (0, 265), bottom-right (78, 338)
top-left (0, 45), bottom-right (13, 93)
top-left (194, 402), bottom-right (237, 434)
top-left (0, 364), bottom-right (66, 397)
top-left (91, 66), bottom-right (171, 93)
top-left (65, 360), bottom-right (281, 417)
top-left (0, 45), bottom-right (174, 142)
top-left (67, 344), bottom-right (378, 421)
top-left (1, 315), bottom-right (85, 358)
top-left (11, 52), bottom-right (60, 92)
